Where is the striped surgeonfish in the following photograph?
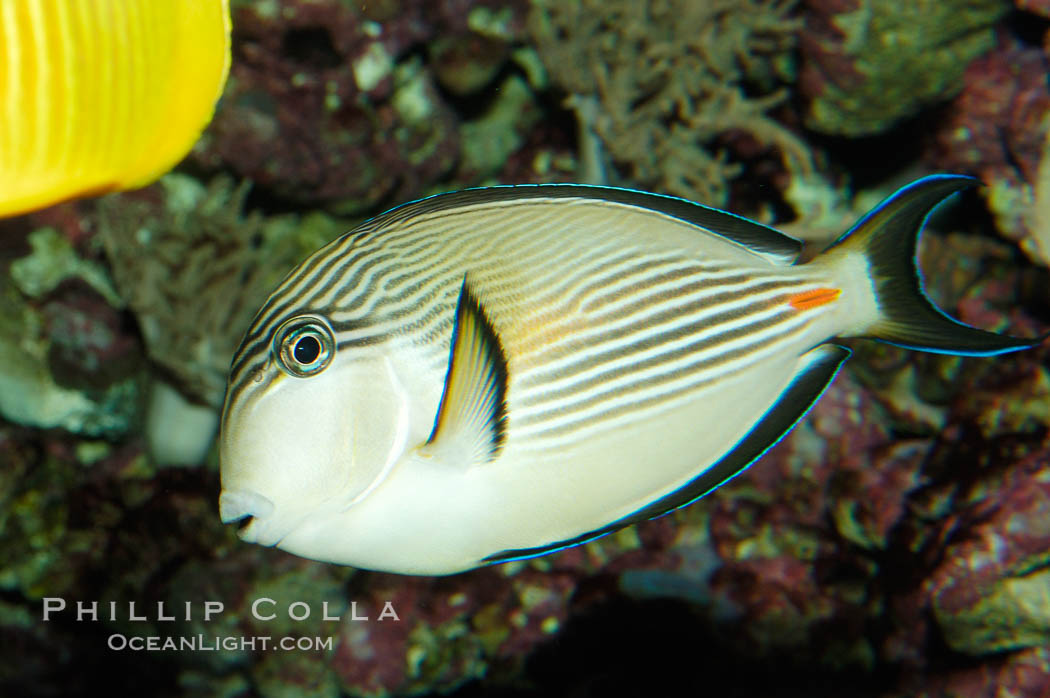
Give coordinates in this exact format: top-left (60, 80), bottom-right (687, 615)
top-left (219, 175), bottom-right (1042, 575)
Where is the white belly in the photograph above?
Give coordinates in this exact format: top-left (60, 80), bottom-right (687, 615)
top-left (287, 351), bottom-right (802, 574)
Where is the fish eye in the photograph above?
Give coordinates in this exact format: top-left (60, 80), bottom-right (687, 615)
top-left (273, 317), bottom-right (335, 378)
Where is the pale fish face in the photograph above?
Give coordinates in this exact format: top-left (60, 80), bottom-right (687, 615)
top-left (219, 315), bottom-right (410, 550)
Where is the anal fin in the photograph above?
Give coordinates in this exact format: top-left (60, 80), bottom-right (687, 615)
top-left (421, 277), bottom-right (508, 466)
top-left (482, 343), bottom-right (852, 564)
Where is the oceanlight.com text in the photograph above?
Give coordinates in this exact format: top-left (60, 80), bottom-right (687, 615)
top-left (107, 634), bottom-right (334, 652)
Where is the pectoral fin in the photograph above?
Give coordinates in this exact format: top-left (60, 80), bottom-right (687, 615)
top-left (421, 278), bottom-right (508, 466)
top-left (482, 343), bottom-right (851, 564)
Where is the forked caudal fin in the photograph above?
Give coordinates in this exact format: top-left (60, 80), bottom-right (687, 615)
top-left (825, 174), bottom-right (1043, 356)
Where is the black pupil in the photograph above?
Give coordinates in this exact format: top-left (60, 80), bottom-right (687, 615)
top-left (293, 334), bottom-right (321, 365)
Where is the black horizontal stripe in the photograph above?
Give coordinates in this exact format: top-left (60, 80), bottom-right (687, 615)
top-left (517, 309), bottom-right (801, 423)
top-left (579, 264), bottom-right (739, 314)
top-left (520, 322), bottom-right (810, 439)
top-left (519, 279), bottom-right (802, 388)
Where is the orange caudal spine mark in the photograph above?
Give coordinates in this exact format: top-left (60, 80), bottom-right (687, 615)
top-left (788, 287), bottom-right (842, 311)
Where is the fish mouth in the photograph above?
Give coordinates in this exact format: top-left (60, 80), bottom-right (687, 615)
top-left (219, 489), bottom-right (278, 544)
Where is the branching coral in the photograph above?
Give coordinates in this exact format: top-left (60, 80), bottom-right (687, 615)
top-left (98, 175), bottom-right (345, 408)
top-left (529, 0), bottom-right (812, 206)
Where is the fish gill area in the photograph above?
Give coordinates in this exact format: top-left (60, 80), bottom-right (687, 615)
top-left (1, 0), bottom-right (1050, 696)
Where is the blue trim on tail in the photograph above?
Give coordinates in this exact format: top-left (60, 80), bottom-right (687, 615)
top-left (824, 174), bottom-right (979, 252)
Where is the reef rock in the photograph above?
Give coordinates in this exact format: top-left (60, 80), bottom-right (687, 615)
top-left (928, 442), bottom-right (1050, 655)
top-left (926, 37), bottom-right (1050, 266)
top-left (799, 0), bottom-right (1008, 136)
top-left (0, 235), bottom-right (143, 438)
top-left (197, 0), bottom-right (530, 213)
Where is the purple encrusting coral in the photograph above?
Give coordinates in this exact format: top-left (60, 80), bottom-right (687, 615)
top-left (1, 0), bottom-right (1050, 697)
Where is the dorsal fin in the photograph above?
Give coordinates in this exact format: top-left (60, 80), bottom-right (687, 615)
top-left (368, 184), bottom-right (803, 265)
top-left (421, 278), bottom-right (508, 465)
